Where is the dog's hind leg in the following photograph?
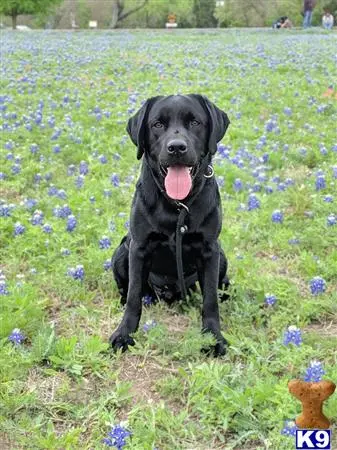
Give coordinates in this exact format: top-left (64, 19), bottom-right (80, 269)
top-left (112, 236), bottom-right (129, 305)
top-left (218, 247), bottom-right (230, 301)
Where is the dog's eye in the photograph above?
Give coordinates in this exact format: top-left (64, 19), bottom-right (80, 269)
top-left (190, 120), bottom-right (200, 126)
top-left (153, 121), bottom-right (164, 128)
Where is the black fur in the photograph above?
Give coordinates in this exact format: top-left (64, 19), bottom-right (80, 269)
top-left (110, 94), bottom-right (230, 356)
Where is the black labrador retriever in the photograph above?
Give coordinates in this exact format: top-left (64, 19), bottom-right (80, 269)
top-left (110, 94), bottom-right (230, 356)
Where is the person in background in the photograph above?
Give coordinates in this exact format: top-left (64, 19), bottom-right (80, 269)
top-left (303, 0), bottom-right (316, 28)
top-left (322, 10), bottom-right (334, 29)
top-left (272, 16), bottom-right (292, 29)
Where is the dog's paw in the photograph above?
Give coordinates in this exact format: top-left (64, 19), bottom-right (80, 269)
top-left (201, 335), bottom-right (227, 357)
top-left (109, 330), bottom-right (135, 352)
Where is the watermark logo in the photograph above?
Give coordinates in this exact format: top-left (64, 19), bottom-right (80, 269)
top-left (295, 429), bottom-right (331, 449)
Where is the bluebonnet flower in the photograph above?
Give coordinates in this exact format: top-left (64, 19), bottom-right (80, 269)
top-left (43, 224), bottom-right (53, 234)
top-left (61, 248), bottom-right (71, 256)
top-left (315, 175), bottom-right (326, 191)
top-left (14, 222), bottom-right (26, 236)
top-left (323, 195), bottom-right (333, 203)
top-left (113, 153), bottom-right (121, 161)
top-left (104, 189), bottom-right (112, 198)
top-left (327, 214), bottom-right (336, 226)
top-left (30, 143), bottom-right (39, 154)
top-left (303, 360), bottom-right (325, 382)
top-left (102, 424), bottom-right (131, 449)
top-left (111, 174), bottom-right (120, 187)
top-left (283, 326), bottom-right (302, 346)
top-left (8, 328), bottom-right (25, 345)
top-left (281, 420), bottom-right (297, 437)
top-left (54, 204), bottom-right (72, 218)
top-left (48, 185), bottom-right (58, 196)
top-left (277, 183), bottom-right (286, 191)
top-left (143, 320), bottom-right (157, 332)
top-left (23, 198), bottom-right (37, 210)
top-left (265, 185), bottom-right (273, 194)
top-left (66, 215), bottom-right (77, 232)
top-left (272, 210), bottom-right (283, 224)
top-left (89, 196), bottom-right (96, 203)
top-left (99, 236), bottom-right (111, 250)
top-left (247, 194), bottom-right (260, 211)
top-left (265, 293), bottom-right (277, 306)
top-left (98, 154), bottom-right (107, 164)
top-left (332, 166), bottom-right (337, 179)
top-left (233, 178), bottom-right (243, 192)
top-left (0, 203), bottom-right (13, 217)
top-left (288, 238), bottom-right (300, 245)
top-left (310, 276), bottom-right (326, 295)
top-left (104, 259), bottom-right (112, 271)
top-left (124, 221), bottom-right (130, 230)
top-left (53, 144), bottom-right (61, 153)
top-left (142, 295), bottom-right (155, 306)
top-left (67, 164), bottom-right (76, 176)
top-left (67, 265), bottom-right (84, 281)
top-left (11, 164), bottom-right (21, 175)
top-left (79, 161), bottom-right (89, 175)
top-left (31, 210), bottom-right (44, 225)
top-left (252, 183), bottom-right (262, 192)
top-left (0, 172), bottom-right (6, 180)
top-left (34, 173), bottom-right (42, 183)
top-left (283, 107), bottom-right (292, 116)
top-left (57, 189), bottom-right (67, 200)
top-left (75, 175), bottom-right (84, 189)
top-left (0, 280), bottom-right (9, 295)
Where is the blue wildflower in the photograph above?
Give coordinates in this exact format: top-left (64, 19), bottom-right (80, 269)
top-left (0, 203), bottom-right (13, 217)
top-left (31, 210), bottom-right (44, 225)
top-left (323, 195), bottom-right (333, 203)
top-left (8, 328), bottom-right (25, 345)
top-left (99, 236), bottom-right (111, 250)
top-left (303, 360), bottom-right (325, 382)
top-left (247, 194), bottom-right (260, 211)
top-left (61, 248), bottom-right (71, 256)
top-left (14, 222), bottom-right (25, 236)
top-left (281, 420), bottom-right (297, 437)
top-left (271, 210), bottom-right (283, 224)
top-left (310, 276), bottom-right (326, 295)
top-left (143, 320), bottom-right (157, 332)
top-left (67, 265), bottom-right (84, 281)
top-left (103, 259), bottom-right (112, 271)
top-left (111, 174), bottom-right (120, 187)
top-left (315, 175), bottom-right (326, 191)
top-left (265, 293), bottom-right (277, 306)
top-left (288, 238), bottom-right (300, 245)
top-left (79, 161), bottom-right (89, 175)
top-left (43, 224), bottom-right (53, 234)
top-left (0, 280), bottom-right (9, 295)
top-left (142, 295), bottom-right (155, 307)
top-left (327, 214), bottom-right (336, 226)
top-left (102, 424), bottom-right (131, 449)
top-left (66, 215), bottom-right (77, 232)
top-left (283, 326), bottom-right (302, 346)
top-left (233, 178), bottom-right (243, 192)
top-left (98, 154), bottom-right (108, 164)
top-left (75, 175), bottom-right (84, 188)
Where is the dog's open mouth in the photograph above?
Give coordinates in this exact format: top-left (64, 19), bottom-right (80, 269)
top-left (161, 165), bottom-right (194, 201)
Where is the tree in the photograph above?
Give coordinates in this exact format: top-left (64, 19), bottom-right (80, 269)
top-left (0, 0), bottom-right (63, 29)
top-left (110, 0), bottom-right (149, 28)
top-left (193, 0), bottom-right (217, 27)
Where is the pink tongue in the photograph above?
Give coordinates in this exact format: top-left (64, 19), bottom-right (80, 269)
top-left (164, 166), bottom-right (192, 200)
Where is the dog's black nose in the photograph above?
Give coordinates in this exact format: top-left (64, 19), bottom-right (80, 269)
top-left (167, 139), bottom-right (187, 155)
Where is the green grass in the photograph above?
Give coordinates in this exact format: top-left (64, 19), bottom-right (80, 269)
top-left (0, 29), bottom-right (336, 449)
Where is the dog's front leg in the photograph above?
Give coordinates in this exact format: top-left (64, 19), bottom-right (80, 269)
top-left (198, 241), bottom-right (227, 356)
top-left (110, 239), bottom-right (148, 352)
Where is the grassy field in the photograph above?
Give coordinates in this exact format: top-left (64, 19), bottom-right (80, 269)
top-left (0, 28), bottom-right (337, 450)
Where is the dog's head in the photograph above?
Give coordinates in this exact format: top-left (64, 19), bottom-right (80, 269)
top-left (127, 94), bottom-right (230, 201)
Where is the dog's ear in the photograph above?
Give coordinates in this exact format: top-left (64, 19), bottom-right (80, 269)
top-left (126, 96), bottom-right (162, 160)
top-left (198, 95), bottom-right (230, 155)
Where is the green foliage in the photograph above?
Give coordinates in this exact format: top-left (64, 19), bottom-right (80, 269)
top-left (193, 0), bottom-right (217, 27)
top-left (0, 0), bottom-right (62, 28)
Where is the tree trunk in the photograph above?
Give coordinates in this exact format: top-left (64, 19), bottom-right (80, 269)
top-left (110, 0), bottom-right (119, 28)
top-left (12, 12), bottom-right (17, 30)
